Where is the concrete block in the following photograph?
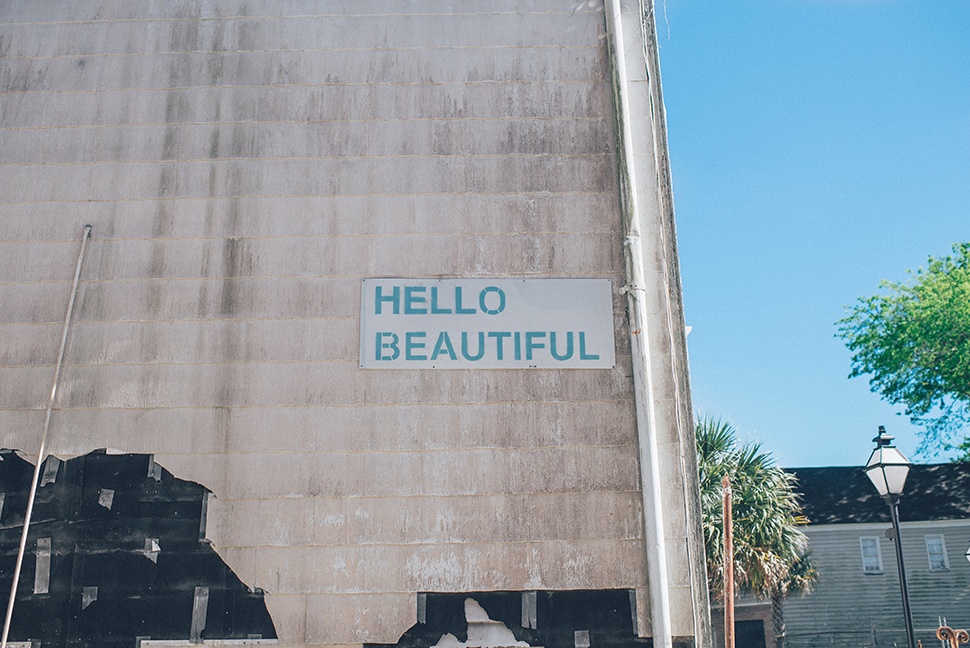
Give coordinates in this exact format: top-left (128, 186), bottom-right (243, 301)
top-left (67, 276), bottom-right (360, 322)
top-left (668, 585), bottom-right (698, 637)
top-left (42, 319), bottom-right (357, 365)
top-left (305, 593), bottom-right (414, 645)
top-left (2, 155), bottom-right (614, 204)
top-left (461, 232), bottom-right (622, 276)
top-left (223, 452), bottom-right (313, 499)
top-left (296, 445), bottom-right (640, 500)
top-left (620, 4), bottom-right (650, 83)
top-left (0, 365), bottom-right (50, 409)
top-left (651, 398), bottom-right (684, 448)
top-left (663, 536), bottom-right (693, 594)
top-left (208, 497), bottom-right (316, 548)
top-left (2, 0), bottom-right (604, 25)
top-left (301, 491), bottom-right (642, 547)
top-left (300, 400), bottom-right (636, 453)
top-left (4, 116), bottom-right (609, 164)
top-left (19, 392), bottom-right (637, 461)
top-left (264, 593), bottom-right (309, 647)
top-left (0, 409), bottom-right (44, 441)
top-left (0, 323), bottom-right (60, 366)
top-left (249, 539), bottom-right (646, 599)
top-left (215, 544), bottom-right (257, 588)
top-left (0, 193), bottom-right (618, 243)
top-left (11, 47), bottom-right (606, 95)
top-left (398, 539), bottom-right (647, 592)
top-left (42, 358), bottom-right (632, 411)
top-left (0, 80), bottom-right (612, 131)
top-left (154, 452), bottom-right (230, 498)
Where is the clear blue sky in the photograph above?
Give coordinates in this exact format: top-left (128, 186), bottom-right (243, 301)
top-left (657, 1), bottom-right (970, 467)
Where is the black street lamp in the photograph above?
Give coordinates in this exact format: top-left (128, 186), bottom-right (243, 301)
top-left (864, 426), bottom-right (916, 648)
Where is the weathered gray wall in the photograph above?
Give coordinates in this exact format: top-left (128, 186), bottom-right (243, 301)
top-left (0, 2), bottom-right (703, 646)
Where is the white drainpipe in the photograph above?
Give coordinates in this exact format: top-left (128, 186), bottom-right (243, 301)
top-left (604, 2), bottom-right (674, 648)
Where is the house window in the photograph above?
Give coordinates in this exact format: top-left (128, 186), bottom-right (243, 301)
top-left (860, 537), bottom-right (883, 573)
top-left (925, 535), bottom-right (949, 571)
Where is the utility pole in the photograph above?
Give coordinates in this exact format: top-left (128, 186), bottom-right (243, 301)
top-left (723, 474), bottom-right (734, 648)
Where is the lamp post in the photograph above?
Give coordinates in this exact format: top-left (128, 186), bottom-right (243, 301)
top-left (864, 426), bottom-right (916, 648)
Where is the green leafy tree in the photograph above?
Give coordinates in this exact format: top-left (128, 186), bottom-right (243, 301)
top-left (836, 242), bottom-right (970, 456)
top-left (696, 417), bottom-right (816, 645)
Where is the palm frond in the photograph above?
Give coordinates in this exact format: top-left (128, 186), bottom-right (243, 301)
top-left (696, 416), bottom-right (817, 601)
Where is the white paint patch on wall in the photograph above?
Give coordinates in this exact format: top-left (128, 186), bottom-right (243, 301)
top-left (430, 599), bottom-right (531, 648)
top-left (405, 552), bottom-right (466, 591)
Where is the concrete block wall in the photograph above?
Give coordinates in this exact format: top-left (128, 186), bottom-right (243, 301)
top-left (0, 2), bottom-right (701, 646)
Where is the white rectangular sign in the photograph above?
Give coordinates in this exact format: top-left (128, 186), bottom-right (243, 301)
top-left (360, 278), bottom-right (615, 369)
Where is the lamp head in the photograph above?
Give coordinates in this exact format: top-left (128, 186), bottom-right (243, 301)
top-left (864, 426), bottom-right (911, 504)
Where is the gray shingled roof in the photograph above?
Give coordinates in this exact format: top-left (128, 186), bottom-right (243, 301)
top-left (788, 464), bottom-right (970, 525)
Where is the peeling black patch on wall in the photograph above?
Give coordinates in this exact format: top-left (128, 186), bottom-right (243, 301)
top-left (366, 590), bottom-right (695, 648)
top-left (0, 449), bottom-right (276, 647)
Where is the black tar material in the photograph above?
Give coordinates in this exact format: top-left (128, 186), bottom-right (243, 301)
top-left (366, 590), bottom-right (696, 648)
top-left (0, 449), bottom-right (276, 647)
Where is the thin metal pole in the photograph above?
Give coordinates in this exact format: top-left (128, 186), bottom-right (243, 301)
top-left (889, 499), bottom-right (916, 648)
top-left (723, 474), bottom-right (735, 648)
top-left (1, 225), bottom-right (92, 648)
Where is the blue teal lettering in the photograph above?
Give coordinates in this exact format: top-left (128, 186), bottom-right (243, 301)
top-left (461, 332), bottom-right (486, 361)
top-left (431, 332), bottom-right (458, 360)
top-left (525, 331), bottom-right (546, 360)
top-left (454, 287), bottom-right (476, 314)
top-left (404, 286), bottom-right (427, 314)
top-left (550, 332), bottom-right (574, 361)
top-left (488, 332), bottom-right (511, 360)
top-left (430, 287), bottom-right (452, 314)
top-left (406, 332), bottom-right (427, 360)
top-left (376, 332), bottom-right (400, 360)
top-left (579, 332), bottom-right (600, 360)
top-left (479, 286), bottom-right (506, 315)
top-left (375, 285), bottom-right (400, 315)
top-left (514, 332), bottom-right (522, 360)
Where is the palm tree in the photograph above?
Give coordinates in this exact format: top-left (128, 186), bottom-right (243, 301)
top-left (695, 416), bottom-right (817, 647)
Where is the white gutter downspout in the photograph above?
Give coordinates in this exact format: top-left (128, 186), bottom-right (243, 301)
top-left (1, 225), bottom-right (92, 648)
top-left (604, 3), bottom-right (674, 648)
